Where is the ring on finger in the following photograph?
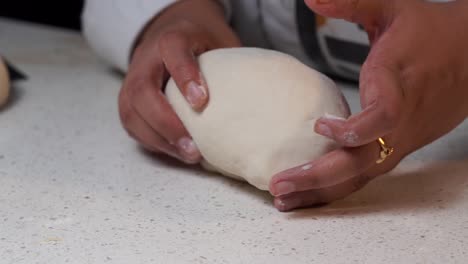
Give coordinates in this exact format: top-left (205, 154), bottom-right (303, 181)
top-left (376, 137), bottom-right (394, 164)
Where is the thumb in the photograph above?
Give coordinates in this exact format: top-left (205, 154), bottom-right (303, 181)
top-left (315, 50), bottom-right (403, 148)
top-left (304, 0), bottom-right (390, 29)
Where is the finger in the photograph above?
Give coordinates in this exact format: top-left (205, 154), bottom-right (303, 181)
top-left (118, 87), bottom-right (186, 161)
top-left (315, 63), bottom-right (403, 147)
top-left (159, 31), bottom-right (209, 111)
top-left (304, 0), bottom-right (388, 27)
top-left (123, 77), bottom-right (202, 163)
top-left (273, 174), bottom-right (374, 212)
top-left (270, 142), bottom-right (380, 197)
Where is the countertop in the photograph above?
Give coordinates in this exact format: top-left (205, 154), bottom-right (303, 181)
top-left (1, 18), bottom-right (467, 264)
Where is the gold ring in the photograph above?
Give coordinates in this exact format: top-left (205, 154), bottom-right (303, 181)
top-left (376, 137), bottom-right (394, 164)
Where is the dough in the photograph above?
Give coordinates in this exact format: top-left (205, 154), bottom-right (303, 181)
top-left (166, 48), bottom-right (350, 190)
top-left (0, 58), bottom-right (10, 107)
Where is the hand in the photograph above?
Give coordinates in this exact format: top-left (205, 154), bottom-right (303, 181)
top-left (119, 0), bottom-right (240, 163)
top-left (269, 0), bottom-right (468, 211)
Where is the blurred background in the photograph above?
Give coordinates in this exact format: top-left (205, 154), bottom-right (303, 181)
top-left (0, 0), bottom-right (84, 30)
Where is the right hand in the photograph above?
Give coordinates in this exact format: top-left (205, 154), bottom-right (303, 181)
top-left (118, 0), bottom-right (241, 163)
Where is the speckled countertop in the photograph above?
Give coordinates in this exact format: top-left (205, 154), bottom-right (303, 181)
top-left (1, 18), bottom-right (467, 264)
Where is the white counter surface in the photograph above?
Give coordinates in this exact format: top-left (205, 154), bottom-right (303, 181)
top-left (1, 19), bottom-right (467, 264)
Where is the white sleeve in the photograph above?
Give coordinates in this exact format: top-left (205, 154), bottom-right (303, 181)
top-left (82, 0), bottom-right (176, 72)
top-left (82, 0), bottom-right (232, 73)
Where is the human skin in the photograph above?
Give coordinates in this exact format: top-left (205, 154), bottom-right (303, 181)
top-left (118, 0), bottom-right (467, 212)
top-left (270, 0), bottom-right (468, 211)
top-left (118, 0), bottom-right (240, 163)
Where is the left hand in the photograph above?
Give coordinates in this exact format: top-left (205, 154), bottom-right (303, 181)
top-left (269, 0), bottom-right (468, 212)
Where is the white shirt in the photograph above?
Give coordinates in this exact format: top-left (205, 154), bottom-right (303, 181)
top-left (82, 0), bottom-right (369, 79)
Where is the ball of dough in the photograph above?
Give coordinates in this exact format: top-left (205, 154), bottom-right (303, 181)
top-left (0, 58), bottom-right (10, 107)
top-left (166, 48), bottom-right (350, 190)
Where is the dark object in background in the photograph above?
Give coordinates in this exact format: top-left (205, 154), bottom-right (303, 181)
top-left (0, 0), bottom-right (84, 30)
top-left (4, 58), bottom-right (27, 81)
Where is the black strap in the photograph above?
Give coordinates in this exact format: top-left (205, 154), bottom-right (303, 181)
top-left (295, 0), bottom-right (330, 72)
top-left (296, 1), bottom-right (362, 83)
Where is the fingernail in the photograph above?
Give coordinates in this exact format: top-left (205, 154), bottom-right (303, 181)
top-left (316, 123), bottom-right (333, 138)
top-left (186, 81), bottom-right (207, 108)
top-left (276, 197), bottom-right (302, 212)
top-left (177, 137), bottom-right (201, 163)
top-left (273, 181), bottom-right (296, 196)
